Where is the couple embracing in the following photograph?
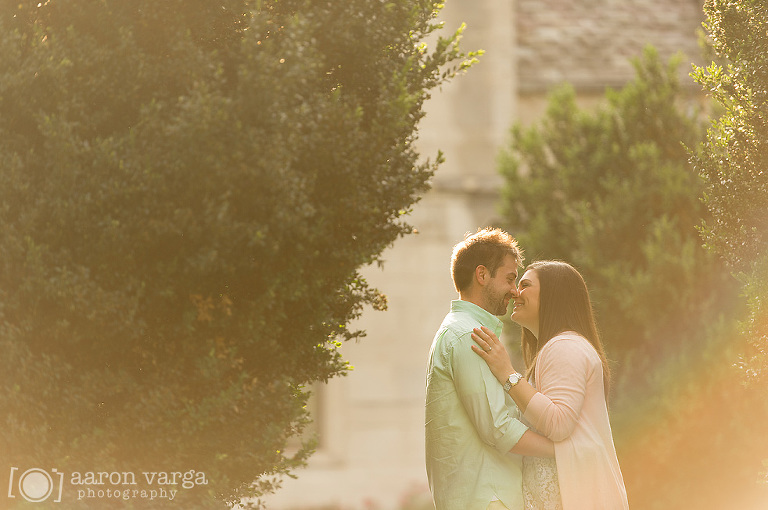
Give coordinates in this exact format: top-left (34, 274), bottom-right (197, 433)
top-left (425, 228), bottom-right (629, 510)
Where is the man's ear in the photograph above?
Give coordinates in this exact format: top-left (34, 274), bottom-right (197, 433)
top-left (475, 265), bottom-right (488, 286)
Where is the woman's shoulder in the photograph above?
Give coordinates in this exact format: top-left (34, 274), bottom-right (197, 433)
top-left (546, 331), bottom-right (589, 345)
top-left (542, 332), bottom-right (599, 359)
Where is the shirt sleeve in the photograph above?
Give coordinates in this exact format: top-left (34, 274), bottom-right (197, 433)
top-left (450, 331), bottom-right (528, 454)
top-left (523, 336), bottom-right (594, 442)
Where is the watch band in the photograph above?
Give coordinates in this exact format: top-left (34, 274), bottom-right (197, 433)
top-left (503, 372), bottom-right (522, 392)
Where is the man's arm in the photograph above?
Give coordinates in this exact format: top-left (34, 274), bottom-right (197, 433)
top-left (509, 430), bottom-right (554, 458)
top-left (452, 330), bottom-right (530, 454)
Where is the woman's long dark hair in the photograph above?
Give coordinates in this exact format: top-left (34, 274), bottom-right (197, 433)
top-left (521, 260), bottom-right (611, 397)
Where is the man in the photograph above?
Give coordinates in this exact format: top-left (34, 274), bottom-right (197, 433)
top-left (425, 228), bottom-right (554, 510)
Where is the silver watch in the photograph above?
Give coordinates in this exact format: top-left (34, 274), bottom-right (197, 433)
top-left (503, 372), bottom-right (523, 391)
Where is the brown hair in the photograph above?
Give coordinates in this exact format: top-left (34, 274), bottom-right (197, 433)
top-left (520, 260), bottom-right (611, 397)
top-left (451, 228), bottom-right (524, 292)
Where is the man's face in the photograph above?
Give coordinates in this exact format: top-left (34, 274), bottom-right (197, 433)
top-left (482, 254), bottom-right (519, 316)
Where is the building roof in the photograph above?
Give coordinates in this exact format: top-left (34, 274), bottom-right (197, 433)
top-left (517, 0), bottom-right (707, 92)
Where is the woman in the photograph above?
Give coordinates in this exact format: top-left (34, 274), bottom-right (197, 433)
top-left (471, 260), bottom-right (629, 510)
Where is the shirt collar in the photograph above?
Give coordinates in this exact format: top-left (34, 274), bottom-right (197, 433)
top-left (450, 300), bottom-right (504, 334)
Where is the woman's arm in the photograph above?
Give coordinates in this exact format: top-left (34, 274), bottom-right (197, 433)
top-left (509, 430), bottom-right (555, 458)
top-left (470, 326), bottom-right (537, 412)
top-left (523, 337), bottom-right (590, 441)
top-left (467, 330), bottom-right (554, 458)
top-left (472, 327), bottom-right (591, 442)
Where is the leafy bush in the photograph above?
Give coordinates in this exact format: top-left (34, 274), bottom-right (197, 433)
top-left (0, 1), bottom-right (476, 507)
top-left (692, 0), bottom-right (768, 389)
top-left (693, 0), bottom-right (768, 492)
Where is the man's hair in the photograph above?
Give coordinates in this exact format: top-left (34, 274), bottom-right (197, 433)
top-left (450, 227), bottom-right (524, 292)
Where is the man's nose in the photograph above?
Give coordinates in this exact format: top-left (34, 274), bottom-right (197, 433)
top-left (510, 286), bottom-right (519, 298)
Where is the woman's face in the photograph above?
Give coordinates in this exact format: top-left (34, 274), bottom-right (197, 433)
top-left (510, 268), bottom-right (540, 335)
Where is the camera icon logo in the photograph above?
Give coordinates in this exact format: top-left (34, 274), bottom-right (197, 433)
top-left (7, 467), bottom-right (64, 503)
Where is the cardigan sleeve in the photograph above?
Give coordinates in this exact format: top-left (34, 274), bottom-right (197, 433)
top-left (522, 334), bottom-right (596, 442)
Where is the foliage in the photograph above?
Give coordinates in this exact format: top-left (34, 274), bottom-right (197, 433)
top-left (497, 47), bottom-right (768, 509)
top-left (0, 0), bottom-right (477, 508)
top-left (499, 46), bottom-right (732, 360)
top-left (692, 0), bottom-right (768, 490)
top-left (692, 0), bottom-right (768, 388)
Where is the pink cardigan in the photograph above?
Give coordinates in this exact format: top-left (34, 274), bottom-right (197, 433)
top-left (523, 332), bottom-right (629, 510)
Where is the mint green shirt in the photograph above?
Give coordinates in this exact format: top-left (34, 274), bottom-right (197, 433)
top-left (425, 300), bottom-right (528, 510)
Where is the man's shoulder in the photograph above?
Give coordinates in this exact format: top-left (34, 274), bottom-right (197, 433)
top-left (433, 312), bottom-right (481, 352)
top-left (439, 310), bottom-right (480, 336)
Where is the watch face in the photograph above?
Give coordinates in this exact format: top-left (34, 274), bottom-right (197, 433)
top-left (504, 373), bottom-right (521, 391)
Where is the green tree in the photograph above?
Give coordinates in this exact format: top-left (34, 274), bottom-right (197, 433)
top-left (499, 47), bottom-right (731, 360)
top-left (692, 0), bottom-right (768, 388)
top-left (0, 1), bottom-right (477, 508)
top-left (497, 47), bottom-right (768, 509)
top-left (692, 0), bottom-right (768, 488)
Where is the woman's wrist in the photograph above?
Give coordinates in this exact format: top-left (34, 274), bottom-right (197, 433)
top-left (494, 371), bottom-right (509, 385)
top-left (502, 372), bottom-right (523, 392)
top-left (496, 365), bottom-right (516, 384)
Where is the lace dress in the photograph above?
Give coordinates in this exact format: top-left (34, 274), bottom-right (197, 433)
top-left (523, 456), bottom-right (562, 509)
top-left (522, 376), bottom-right (563, 510)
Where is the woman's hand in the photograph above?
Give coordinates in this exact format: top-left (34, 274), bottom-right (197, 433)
top-left (471, 326), bottom-right (517, 384)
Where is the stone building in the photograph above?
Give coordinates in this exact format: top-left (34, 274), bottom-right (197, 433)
top-left (264, 1), bottom-right (704, 508)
